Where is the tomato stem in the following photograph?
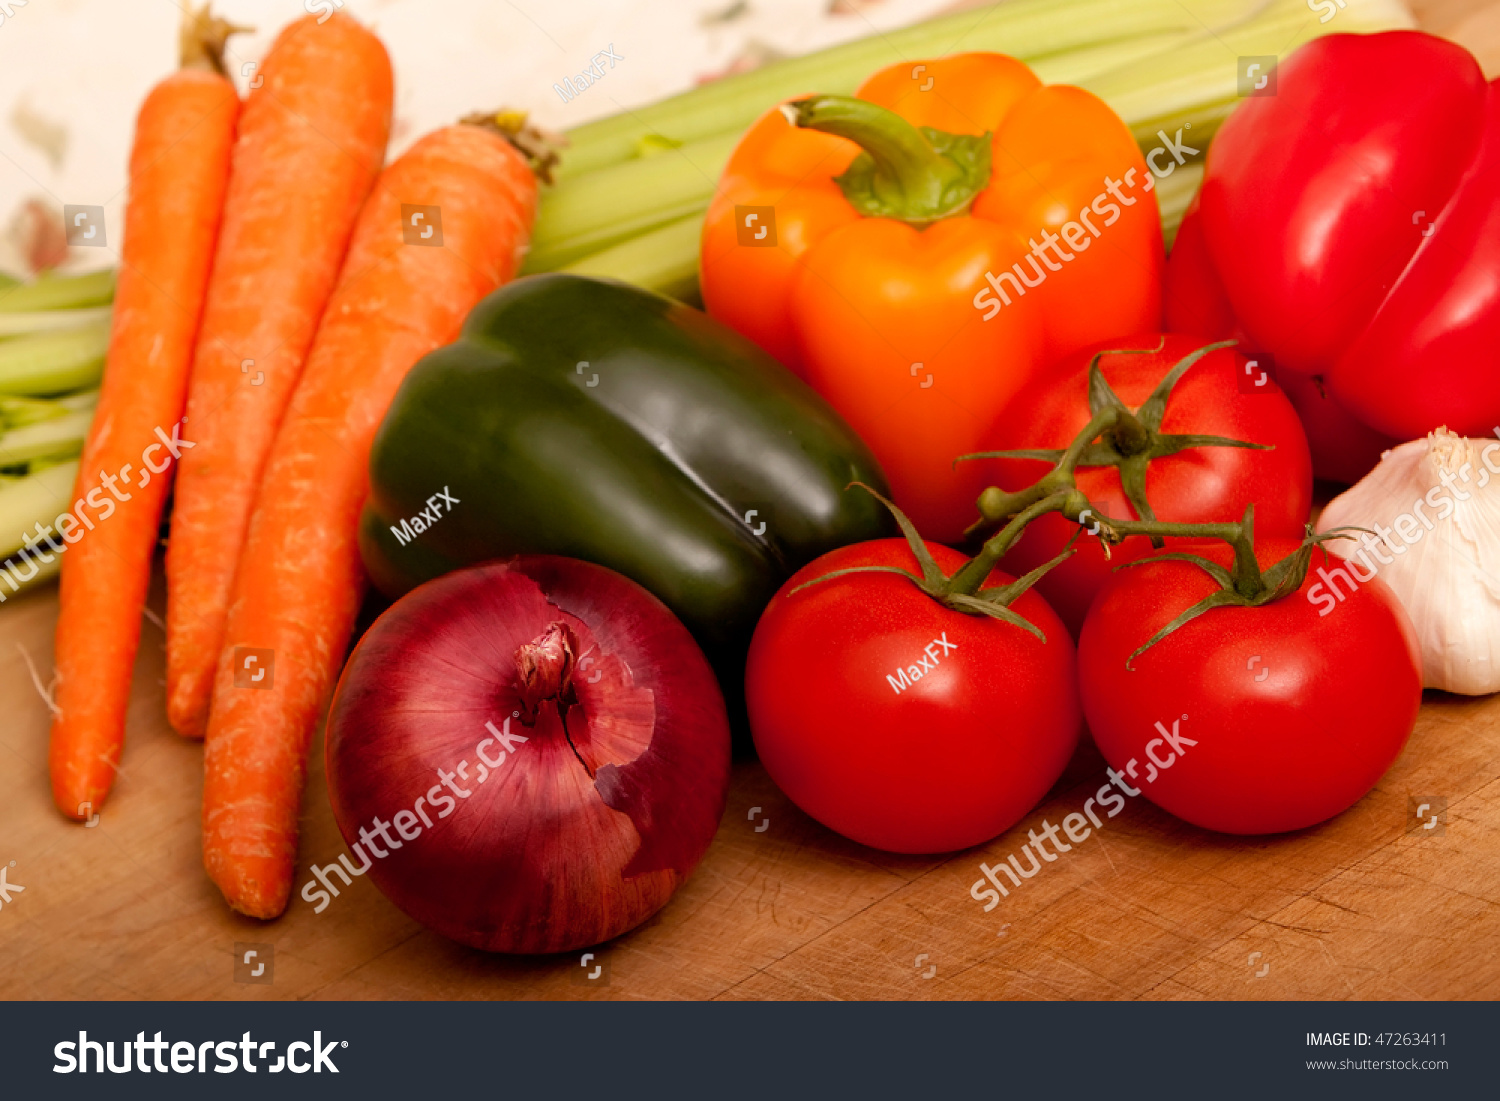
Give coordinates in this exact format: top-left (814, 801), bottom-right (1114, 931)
top-left (1116, 521), bottom-right (1366, 668)
top-left (817, 340), bottom-right (1329, 647)
top-left (962, 337), bottom-right (1258, 548)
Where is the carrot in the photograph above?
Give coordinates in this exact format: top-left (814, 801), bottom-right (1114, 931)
top-left (165, 11), bottom-right (393, 739)
top-left (201, 122), bottom-right (538, 917)
top-left (48, 7), bottom-right (244, 821)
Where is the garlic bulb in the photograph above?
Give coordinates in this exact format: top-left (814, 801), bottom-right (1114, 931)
top-left (1317, 428), bottom-right (1500, 695)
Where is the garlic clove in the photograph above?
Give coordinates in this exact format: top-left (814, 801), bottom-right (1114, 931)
top-left (1318, 428), bottom-right (1500, 695)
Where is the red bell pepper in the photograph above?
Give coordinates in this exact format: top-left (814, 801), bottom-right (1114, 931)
top-left (1166, 30), bottom-right (1500, 444)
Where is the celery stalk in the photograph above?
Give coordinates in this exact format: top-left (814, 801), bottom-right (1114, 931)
top-left (0, 305), bottom-right (112, 336)
top-left (525, 132), bottom-right (740, 273)
top-left (0, 321), bottom-right (110, 395)
top-left (1020, 31), bottom-right (1200, 85)
top-left (1077, 0), bottom-right (1414, 148)
top-left (0, 459), bottom-right (78, 561)
top-left (0, 267), bottom-right (115, 598)
top-left (0, 545), bottom-right (61, 601)
top-left (1, 390), bottom-right (100, 430)
top-left (0, 409), bottom-right (93, 466)
top-left (538, 9), bottom-right (1228, 256)
top-left (4, 395), bottom-right (76, 431)
top-left (1153, 164), bottom-right (1204, 251)
top-left (555, 0), bottom-right (1278, 181)
top-left (55, 389), bottom-right (101, 414)
top-left (559, 215), bottom-right (705, 304)
top-left (0, 269), bottom-right (116, 313)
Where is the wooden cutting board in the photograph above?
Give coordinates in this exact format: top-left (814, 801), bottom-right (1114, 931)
top-left (4, 566), bottom-right (1499, 1002)
top-left (3, 2), bottom-right (1499, 1003)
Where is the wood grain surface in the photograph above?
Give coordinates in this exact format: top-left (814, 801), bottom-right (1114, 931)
top-left (2, 1), bottom-right (1499, 1002)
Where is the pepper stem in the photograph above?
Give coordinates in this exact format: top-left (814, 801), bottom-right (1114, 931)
top-left (783, 95), bottom-right (991, 226)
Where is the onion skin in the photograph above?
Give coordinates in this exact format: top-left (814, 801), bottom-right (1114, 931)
top-left (325, 556), bottom-right (731, 954)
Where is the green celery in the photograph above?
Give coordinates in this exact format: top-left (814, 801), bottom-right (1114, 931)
top-left (559, 215), bottom-right (704, 303)
top-left (0, 546), bottom-right (61, 600)
top-left (0, 408), bottom-right (93, 466)
top-left (1154, 163), bottom-right (1204, 251)
top-left (525, 132), bottom-right (740, 273)
top-left (0, 305), bottom-right (112, 337)
top-left (0, 459), bottom-right (78, 561)
top-left (0, 321), bottom-right (110, 395)
top-left (556, 0), bottom-right (1277, 181)
top-left (0, 269), bottom-right (116, 313)
top-left (1, 390), bottom-right (100, 432)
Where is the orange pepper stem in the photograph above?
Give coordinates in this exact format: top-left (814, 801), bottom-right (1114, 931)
top-left (783, 95), bottom-right (991, 227)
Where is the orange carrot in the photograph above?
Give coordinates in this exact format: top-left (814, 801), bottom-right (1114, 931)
top-left (48, 8), bottom-right (243, 820)
top-left (165, 12), bottom-right (392, 739)
top-left (201, 122), bottom-right (538, 917)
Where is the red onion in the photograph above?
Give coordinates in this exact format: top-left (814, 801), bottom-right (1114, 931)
top-left (325, 556), bottom-right (731, 954)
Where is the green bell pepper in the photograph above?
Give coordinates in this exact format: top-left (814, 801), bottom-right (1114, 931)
top-left (360, 273), bottom-right (894, 712)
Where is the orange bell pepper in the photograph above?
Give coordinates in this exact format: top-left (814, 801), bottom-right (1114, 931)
top-left (701, 53), bottom-right (1163, 543)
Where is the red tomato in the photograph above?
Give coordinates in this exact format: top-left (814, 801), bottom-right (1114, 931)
top-left (745, 538), bottom-right (1079, 854)
top-left (965, 333), bottom-right (1312, 635)
top-left (1078, 539), bottom-right (1421, 835)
